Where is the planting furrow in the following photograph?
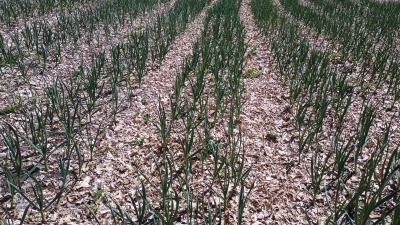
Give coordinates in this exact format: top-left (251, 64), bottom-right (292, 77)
top-left (239, 0), bottom-right (319, 223)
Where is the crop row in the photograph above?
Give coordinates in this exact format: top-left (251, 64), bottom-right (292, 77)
top-left (252, 0), bottom-right (400, 224)
top-left (0, 0), bottom-right (215, 223)
top-left (0, 0), bottom-right (169, 73)
top-left (0, 0), bottom-right (95, 26)
top-left (277, 0), bottom-right (400, 111)
top-left (281, 0), bottom-right (399, 58)
top-left (309, 0), bottom-right (400, 39)
top-left (105, 0), bottom-right (251, 223)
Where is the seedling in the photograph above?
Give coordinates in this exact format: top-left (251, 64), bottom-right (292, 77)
top-left (143, 112), bottom-right (151, 124)
top-left (328, 49), bottom-right (343, 60)
top-left (264, 131), bottom-right (278, 141)
top-left (361, 81), bottom-right (376, 91)
top-left (88, 203), bottom-right (98, 214)
top-left (243, 68), bottom-right (259, 78)
top-left (248, 46), bottom-right (257, 57)
top-left (91, 189), bottom-right (104, 201)
top-left (132, 137), bottom-right (145, 146)
top-left (0, 105), bottom-right (15, 115)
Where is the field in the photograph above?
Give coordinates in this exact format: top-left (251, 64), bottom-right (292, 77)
top-left (0, 0), bottom-right (399, 224)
